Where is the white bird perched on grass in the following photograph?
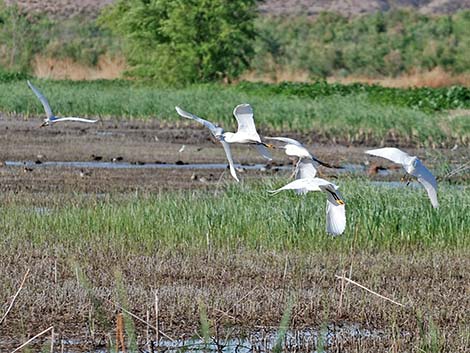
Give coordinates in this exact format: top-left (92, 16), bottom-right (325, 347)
top-left (270, 170), bottom-right (346, 236)
top-left (365, 147), bottom-right (438, 208)
top-left (265, 136), bottom-right (336, 168)
top-left (175, 106), bottom-right (239, 182)
top-left (27, 80), bottom-right (98, 127)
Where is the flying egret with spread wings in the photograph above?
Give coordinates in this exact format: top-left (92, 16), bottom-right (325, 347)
top-left (265, 136), bottom-right (335, 168)
top-left (365, 147), bottom-right (438, 208)
top-left (175, 106), bottom-right (239, 182)
top-left (222, 104), bottom-right (273, 161)
top-left (27, 80), bottom-right (97, 127)
top-left (270, 171), bottom-right (346, 236)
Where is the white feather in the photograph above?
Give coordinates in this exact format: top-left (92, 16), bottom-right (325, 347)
top-left (221, 140), bottom-right (239, 182)
top-left (326, 199), bottom-right (346, 236)
top-left (175, 106), bottom-right (222, 137)
top-left (27, 80), bottom-right (53, 118)
top-left (233, 104), bottom-right (257, 136)
top-left (365, 147), bottom-right (411, 165)
top-left (411, 160), bottom-right (439, 208)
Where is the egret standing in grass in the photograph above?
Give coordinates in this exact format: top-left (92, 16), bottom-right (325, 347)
top-left (270, 159), bottom-right (347, 236)
top-left (365, 147), bottom-right (438, 208)
top-left (27, 80), bottom-right (98, 127)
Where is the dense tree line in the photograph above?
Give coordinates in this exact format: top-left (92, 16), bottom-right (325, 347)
top-left (1, 0), bottom-right (470, 83)
top-left (252, 10), bottom-right (470, 78)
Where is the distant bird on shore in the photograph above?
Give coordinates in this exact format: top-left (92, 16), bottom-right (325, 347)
top-left (175, 106), bottom-right (239, 182)
top-left (270, 164), bottom-right (346, 236)
top-left (365, 147), bottom-right (438, 208)
top-left (27, 80), bottom-right (98, 127)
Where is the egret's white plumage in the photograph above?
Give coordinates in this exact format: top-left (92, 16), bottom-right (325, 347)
top-left (365, 147), bottom-right (438, 208)
top-left (270, 177), bottom-right (346, 236)
top-left (175, 106), bottom-right (239, 182)
top-left (27, 80), bottom-right (97, 127)
top-left (293, 158), bottom-right (318, 194)
top-left (265, 136), bottom-right (334, 168)
top-left (223, 104), bottom-right (272, 160)
top-left (295, 158), bottom-right (318, 180)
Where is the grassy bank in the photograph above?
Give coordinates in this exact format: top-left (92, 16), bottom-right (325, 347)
top-left (2, 179), bottom-right (469, 253)
top-left (0, 179), bottom-right (469, 351)
top-left (1, 79), bottom-right (469, 147)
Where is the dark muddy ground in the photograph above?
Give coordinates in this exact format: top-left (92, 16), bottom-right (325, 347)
top-left (0, 115), bottom-right (467, 194)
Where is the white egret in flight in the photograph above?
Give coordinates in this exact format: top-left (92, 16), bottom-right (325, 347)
top-left (27, 80), bottom-right (98, 127)
top-left (270, 161), bottom-right (346, 236)
top-left (223, 104), bottom-right (273, 161)
top-left (365, 147), bottom-right (438, 208)
top-left (265, 136), bottom-right (335, 168)
top-left (175, 106), bottom-right (239, 182)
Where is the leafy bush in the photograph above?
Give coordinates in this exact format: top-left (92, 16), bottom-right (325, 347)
top-left (98, 0), bottom-right (257, 85)
top-left (0, 68), bottom-right (30, 82)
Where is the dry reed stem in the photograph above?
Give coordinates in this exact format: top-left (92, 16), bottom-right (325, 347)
top-left (0, 268), bottom-right (30, 325)
top-left (116, 313), bottom-right (126, 353)
top-left (155, 291), bottom-right (160, 346)
top-left (50, 327), bottom-right (54, 353)
top-left (214, 285), bottom-right (259, 324)
top-left (335, 275), bottom-right (406, 307)
top-left (103, 297), bottom-right (174, 342)
top-left (10, 326), bottom-right (54, 353)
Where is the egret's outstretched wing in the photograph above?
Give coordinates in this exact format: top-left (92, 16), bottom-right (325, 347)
top-left (220, 140), bottom-right (239, 182)
top-left (255, 144), bottom-right (272, 161)
top-left (365, 147), bottom-right (411, 165)
top-left (326, 199), bottom-right (346, 236)
top-left (411, 160), bottom-right (439, 208)
top-left (27, 80), bottom-right (53, 118)
top-left (269, 177), bottom-right (331, 195)
top-left (295, 158), bottom-right (317, 180)
top-left (265, 136), bottom-right (303, 147)
top-left (233, 104), bottom-right (257, 135)
top-left (53, 117), bottom-right (97, 123)
top-left (269, 179), bottom-right (315, 195)
top-left (175, 106), bottom-right (222, 137)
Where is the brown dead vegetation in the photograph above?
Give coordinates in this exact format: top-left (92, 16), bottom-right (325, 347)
top-left (33, 55), bottom-right (126, 80)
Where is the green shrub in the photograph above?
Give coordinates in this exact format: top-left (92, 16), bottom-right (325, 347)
top-left (98, 0), bottom-right (257, 85)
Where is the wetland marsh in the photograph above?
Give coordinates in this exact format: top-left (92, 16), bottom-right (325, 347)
top-left (0, 81), bottom-right (469, 352)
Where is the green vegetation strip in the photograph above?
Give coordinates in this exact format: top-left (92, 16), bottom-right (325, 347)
top-left (2, 179), bottom-right (468, 253)
top-left (1, 79), bottom-right (469, 146)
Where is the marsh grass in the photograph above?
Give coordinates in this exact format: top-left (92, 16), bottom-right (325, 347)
top-left (0, 79), bottom-right (468, 146)
top-left (0, 178), bottom-right (468, 253)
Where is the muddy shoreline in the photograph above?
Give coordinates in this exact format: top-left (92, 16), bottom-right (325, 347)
top-left (0, 116), bottom-right (467, 194)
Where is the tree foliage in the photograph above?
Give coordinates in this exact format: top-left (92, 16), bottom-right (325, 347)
top-left (99, 0), bottom-right (258, 85)
top-left (252, 10), bottom-right (470, 79)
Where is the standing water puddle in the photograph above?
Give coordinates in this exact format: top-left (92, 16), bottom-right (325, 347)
top-left (0, 324), bottom-right (388, 353)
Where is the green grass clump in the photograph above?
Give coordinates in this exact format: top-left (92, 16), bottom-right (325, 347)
top-left (1, 179), bottom-right (468, 254)
top-left (237, 81), bottom-right (470, 112)
top-left (1, 79), bottom-right (468, 146)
